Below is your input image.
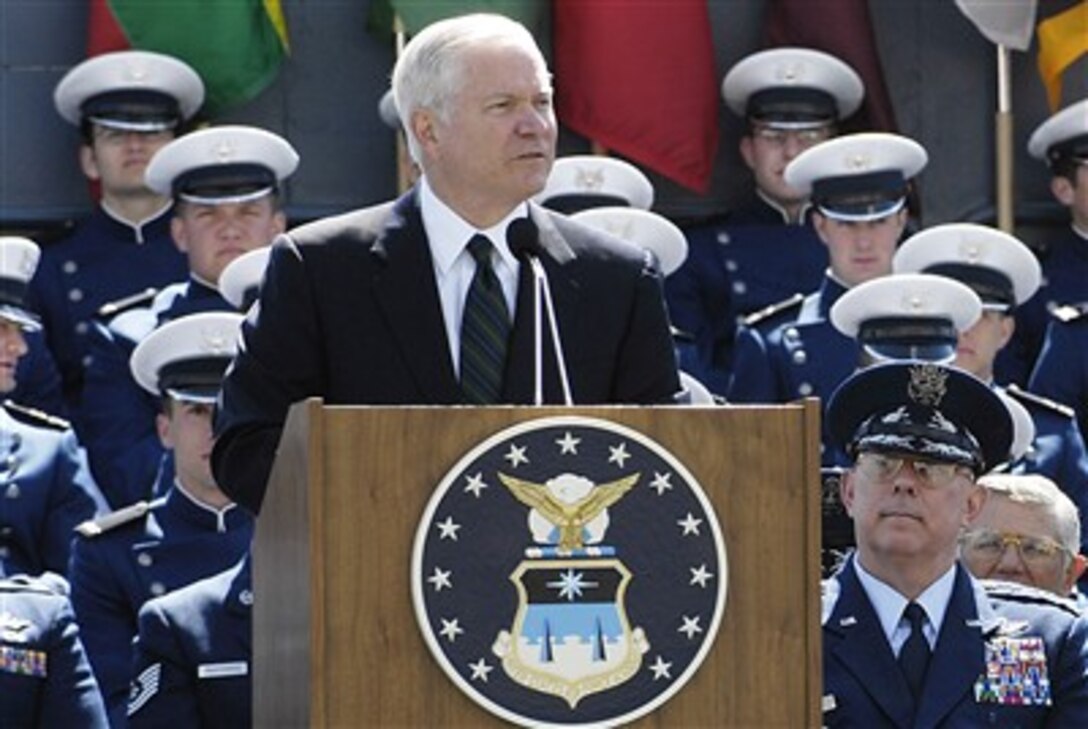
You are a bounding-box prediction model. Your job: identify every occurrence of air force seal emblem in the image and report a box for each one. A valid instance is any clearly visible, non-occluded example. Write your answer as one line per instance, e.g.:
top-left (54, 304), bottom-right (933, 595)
top-left (412, 416), bottom-right (727, 726)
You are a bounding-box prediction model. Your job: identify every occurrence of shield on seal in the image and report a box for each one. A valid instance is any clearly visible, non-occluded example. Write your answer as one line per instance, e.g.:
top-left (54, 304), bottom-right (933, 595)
top-left (496, 558), bottom-right (643, 708)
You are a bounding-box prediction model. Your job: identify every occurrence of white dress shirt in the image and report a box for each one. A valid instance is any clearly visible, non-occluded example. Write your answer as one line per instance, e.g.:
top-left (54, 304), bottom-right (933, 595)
top-left (854, 557), bottom-right (955, 655)
top-left (419, 176), bottom-right (524, 377)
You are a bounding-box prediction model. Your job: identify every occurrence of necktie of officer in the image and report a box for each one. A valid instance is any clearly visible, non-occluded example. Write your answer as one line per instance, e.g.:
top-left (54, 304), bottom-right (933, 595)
top-left (898, 602), bottom-right (931, 701)
top-left (459, 235), bottom-right (510, 404)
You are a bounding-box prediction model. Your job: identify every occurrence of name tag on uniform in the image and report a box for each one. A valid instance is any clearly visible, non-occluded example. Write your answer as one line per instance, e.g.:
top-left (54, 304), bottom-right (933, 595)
top-left (198, 661), bottom-right (249, 679)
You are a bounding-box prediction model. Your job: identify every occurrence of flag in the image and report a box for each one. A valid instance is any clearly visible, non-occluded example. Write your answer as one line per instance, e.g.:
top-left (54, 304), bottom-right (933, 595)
top-left (368, 0), bottom-right (544, 36)
top-left (1037, 1), bottom-right (1088, 110)
top-left (553, 1), bottom-right (720, 194)
top-left (955, 0), bottom-right (1038, 51)
top-left (87, 0), bottom-right (289, 116)
top-left (765, 0), bottom-right (898, 133)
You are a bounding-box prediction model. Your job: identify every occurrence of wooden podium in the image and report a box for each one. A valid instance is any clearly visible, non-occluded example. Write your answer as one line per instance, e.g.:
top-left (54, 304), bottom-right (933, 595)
top-left (253, 401), bottom-right (822, 727)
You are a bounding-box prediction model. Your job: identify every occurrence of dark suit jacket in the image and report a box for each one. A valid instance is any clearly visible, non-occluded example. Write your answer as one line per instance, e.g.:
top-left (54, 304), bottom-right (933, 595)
top-left (824, 556), bottom-right (1088, 728)
top-left (212, 190), bottom-right (680, 513)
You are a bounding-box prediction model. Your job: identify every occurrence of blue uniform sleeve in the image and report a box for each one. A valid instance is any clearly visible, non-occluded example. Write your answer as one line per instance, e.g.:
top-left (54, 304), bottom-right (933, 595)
top-left (37, 594), bottom-right (110, 728)
top-left (1030, 320), bottom-right (1088, 417)
top-left (41, 431), bottom-right (104, 575)
top-left (128, 599), bottom-right (201, 728)
top-left (727, 325), bottom-right (775, 403)
top-left (11, 330), bottom-right (68, 419)
top-left (69, 537), bottom-right (138, 723)
top-left (1044, 612), bottom-right (1088, 724)
top-left (77, 322), bottom-right (164, 508)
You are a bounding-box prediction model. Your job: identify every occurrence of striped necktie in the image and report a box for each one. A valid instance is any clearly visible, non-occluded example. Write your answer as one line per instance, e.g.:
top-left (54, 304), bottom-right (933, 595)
top-left (459, 235), bottom-right (510, 404)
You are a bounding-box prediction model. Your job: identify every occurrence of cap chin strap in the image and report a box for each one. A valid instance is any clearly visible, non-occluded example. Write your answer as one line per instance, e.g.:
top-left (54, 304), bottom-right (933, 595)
top-left (817, 197), bottom-right (906, 223)
top-left (179, 187), bottom-right (275, 206)
top-left (88, 116), bottom-right (178, 133)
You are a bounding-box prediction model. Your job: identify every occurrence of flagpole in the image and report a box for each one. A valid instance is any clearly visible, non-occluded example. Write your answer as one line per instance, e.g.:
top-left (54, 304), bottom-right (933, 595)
top-left (995, 43), bottom-right (1015, 233)
top-left (394, 16), bottom-right (412, 195)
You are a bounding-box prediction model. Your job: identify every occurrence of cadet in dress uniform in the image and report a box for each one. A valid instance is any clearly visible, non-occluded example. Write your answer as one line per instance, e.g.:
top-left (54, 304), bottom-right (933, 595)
top-left (568, 206), bottom-right (716, 404)
top-left (894, 223), bottom-right (1088, 571)
top-left (0, 572), bottom-right (108, 728)
top-left (30, 51), bottom-right (204, 410)
top-left (822, 361), bottom-right (1088, 727)
top-left (1004, 99), bottom-right (1088, 387)
top-left (962, 473), bottom-right (1087, 602)
top-left (665, 47), bottom-right (864, 394)
top-left (727, 132), bottom-right (926, 415)
top-left (68, 313), bottom-right (254, 726)
top-left (78, 126), bottom-right (295, 509)
top-left (0, 238), bottom-right (104, 579)
top-left (127, 556), bottom-right (251, 728)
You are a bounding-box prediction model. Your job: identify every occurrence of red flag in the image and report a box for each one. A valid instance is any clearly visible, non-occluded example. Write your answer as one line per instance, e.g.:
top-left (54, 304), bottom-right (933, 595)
top-left (765, 0), bottom-right (898, 133)
top-left (553, 0), bottom-right (720, 194)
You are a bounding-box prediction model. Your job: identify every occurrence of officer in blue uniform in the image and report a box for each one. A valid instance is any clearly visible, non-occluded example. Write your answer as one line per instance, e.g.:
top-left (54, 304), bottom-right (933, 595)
top-left (0, 238), bottom-right (104, 579)
top-left (727, 132), bottom-right (926, 416)
top-left (822, 361), bottom-right (1088, 727)
top-left (0, 572), bottom-right (108, 727)
top-left (127, 556), bottom-right (251, 728)
top-left (31, 51), bottom-right (204, 410)
top-left (78, 126), bottom-right (296, 508)
top-left (68, 312), bottom-right (254, 726)
top-left (1008, 98), bottom-right (1088, 387)
top-left (665, 48), bottom-right (865, 394)
top-left (894, 223), bottom-right (1088, 573)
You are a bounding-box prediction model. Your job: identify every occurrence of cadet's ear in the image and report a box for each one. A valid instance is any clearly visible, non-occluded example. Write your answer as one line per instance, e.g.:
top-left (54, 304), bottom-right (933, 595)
top-left (840, 468), bottom-right (857, 516)
top-left (1051, 175), bottom-right (1075, 207)
top-left (79, 144), bottom-right (101, 181)
top-left (963, 480), bottom-right (987, 524)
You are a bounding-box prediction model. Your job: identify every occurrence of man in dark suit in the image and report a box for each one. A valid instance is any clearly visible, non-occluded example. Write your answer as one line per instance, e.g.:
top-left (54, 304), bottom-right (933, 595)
top-left (822, 361), bottom-right (1088, 726)
top-left (212, 13), bottom-right (681, 514)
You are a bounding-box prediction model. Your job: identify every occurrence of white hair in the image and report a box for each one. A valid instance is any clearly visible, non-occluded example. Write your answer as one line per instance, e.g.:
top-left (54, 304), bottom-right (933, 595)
top-left (976, 473), bottom-right (1081, 556)
top-left (391, 13), bottom-right (549, 164)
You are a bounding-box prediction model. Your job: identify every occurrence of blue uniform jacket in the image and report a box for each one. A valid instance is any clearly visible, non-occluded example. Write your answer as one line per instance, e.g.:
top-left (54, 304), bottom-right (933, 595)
top-left (1004, 227), bottom-right (1088, 387)
top-left (12, 330), bottom-right (67, 419)
top-left (0, 573), bottom-right (108, 728)
top-left (68, 475), bottom-right (253, 726)
top-left (128, 557), bottom-right (251, 728)
top-left (0, 406), bottom-right (103, 578)
top-left (824, 557), bottom-right (1088, 728)
top-left (79, 279), bottom-right (232, 508)
top-left (665, 196), bottom-right (825, 394)
top-left (1030, 312), bottom-right (1088, 448)
top-left (728, 277), bottom-right (855, 464)
top-left (27, 205), bottom-right (187, 408)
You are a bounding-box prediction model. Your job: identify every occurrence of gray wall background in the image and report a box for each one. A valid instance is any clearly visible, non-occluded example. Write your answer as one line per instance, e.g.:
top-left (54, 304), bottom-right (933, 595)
top-left (2, 0), bottom-right (1085, 243)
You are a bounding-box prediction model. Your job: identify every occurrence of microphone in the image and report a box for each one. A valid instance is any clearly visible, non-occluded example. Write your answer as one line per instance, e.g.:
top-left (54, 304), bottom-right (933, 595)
top-left (506, 218), bottom-right (573, 405)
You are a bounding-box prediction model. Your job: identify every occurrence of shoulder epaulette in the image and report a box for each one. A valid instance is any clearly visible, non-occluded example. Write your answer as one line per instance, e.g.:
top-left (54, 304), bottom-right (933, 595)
top-left (742, 293), bottom-right (804, 328)
top-left (2, 400), bottom-right (71, 430)
top-left (1051, 302), bottom-right (1088, 324)
top-left (0, 573), bottom-right (67, 596)
top-left (74, 497), bottom-right (165, 538)
top-left (96, 287), bottom-right (158, 320)
top-left (982, 578), bottom-right (1081, 617)
top-left (1005, 384), bottom-right (1075, 419)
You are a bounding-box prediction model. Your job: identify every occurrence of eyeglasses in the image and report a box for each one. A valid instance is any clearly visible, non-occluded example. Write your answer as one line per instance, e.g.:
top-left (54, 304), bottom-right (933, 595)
top-left (855, 452), bottom-right (970, 489)
top-left (751, 126), bottom-right (830, 148)
top-left (960, 529), bottom-right (1070, 566)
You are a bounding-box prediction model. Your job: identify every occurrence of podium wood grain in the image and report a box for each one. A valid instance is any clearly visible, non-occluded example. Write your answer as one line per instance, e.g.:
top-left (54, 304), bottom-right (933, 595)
top-left (254, 401), bottom-right (822, 727)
